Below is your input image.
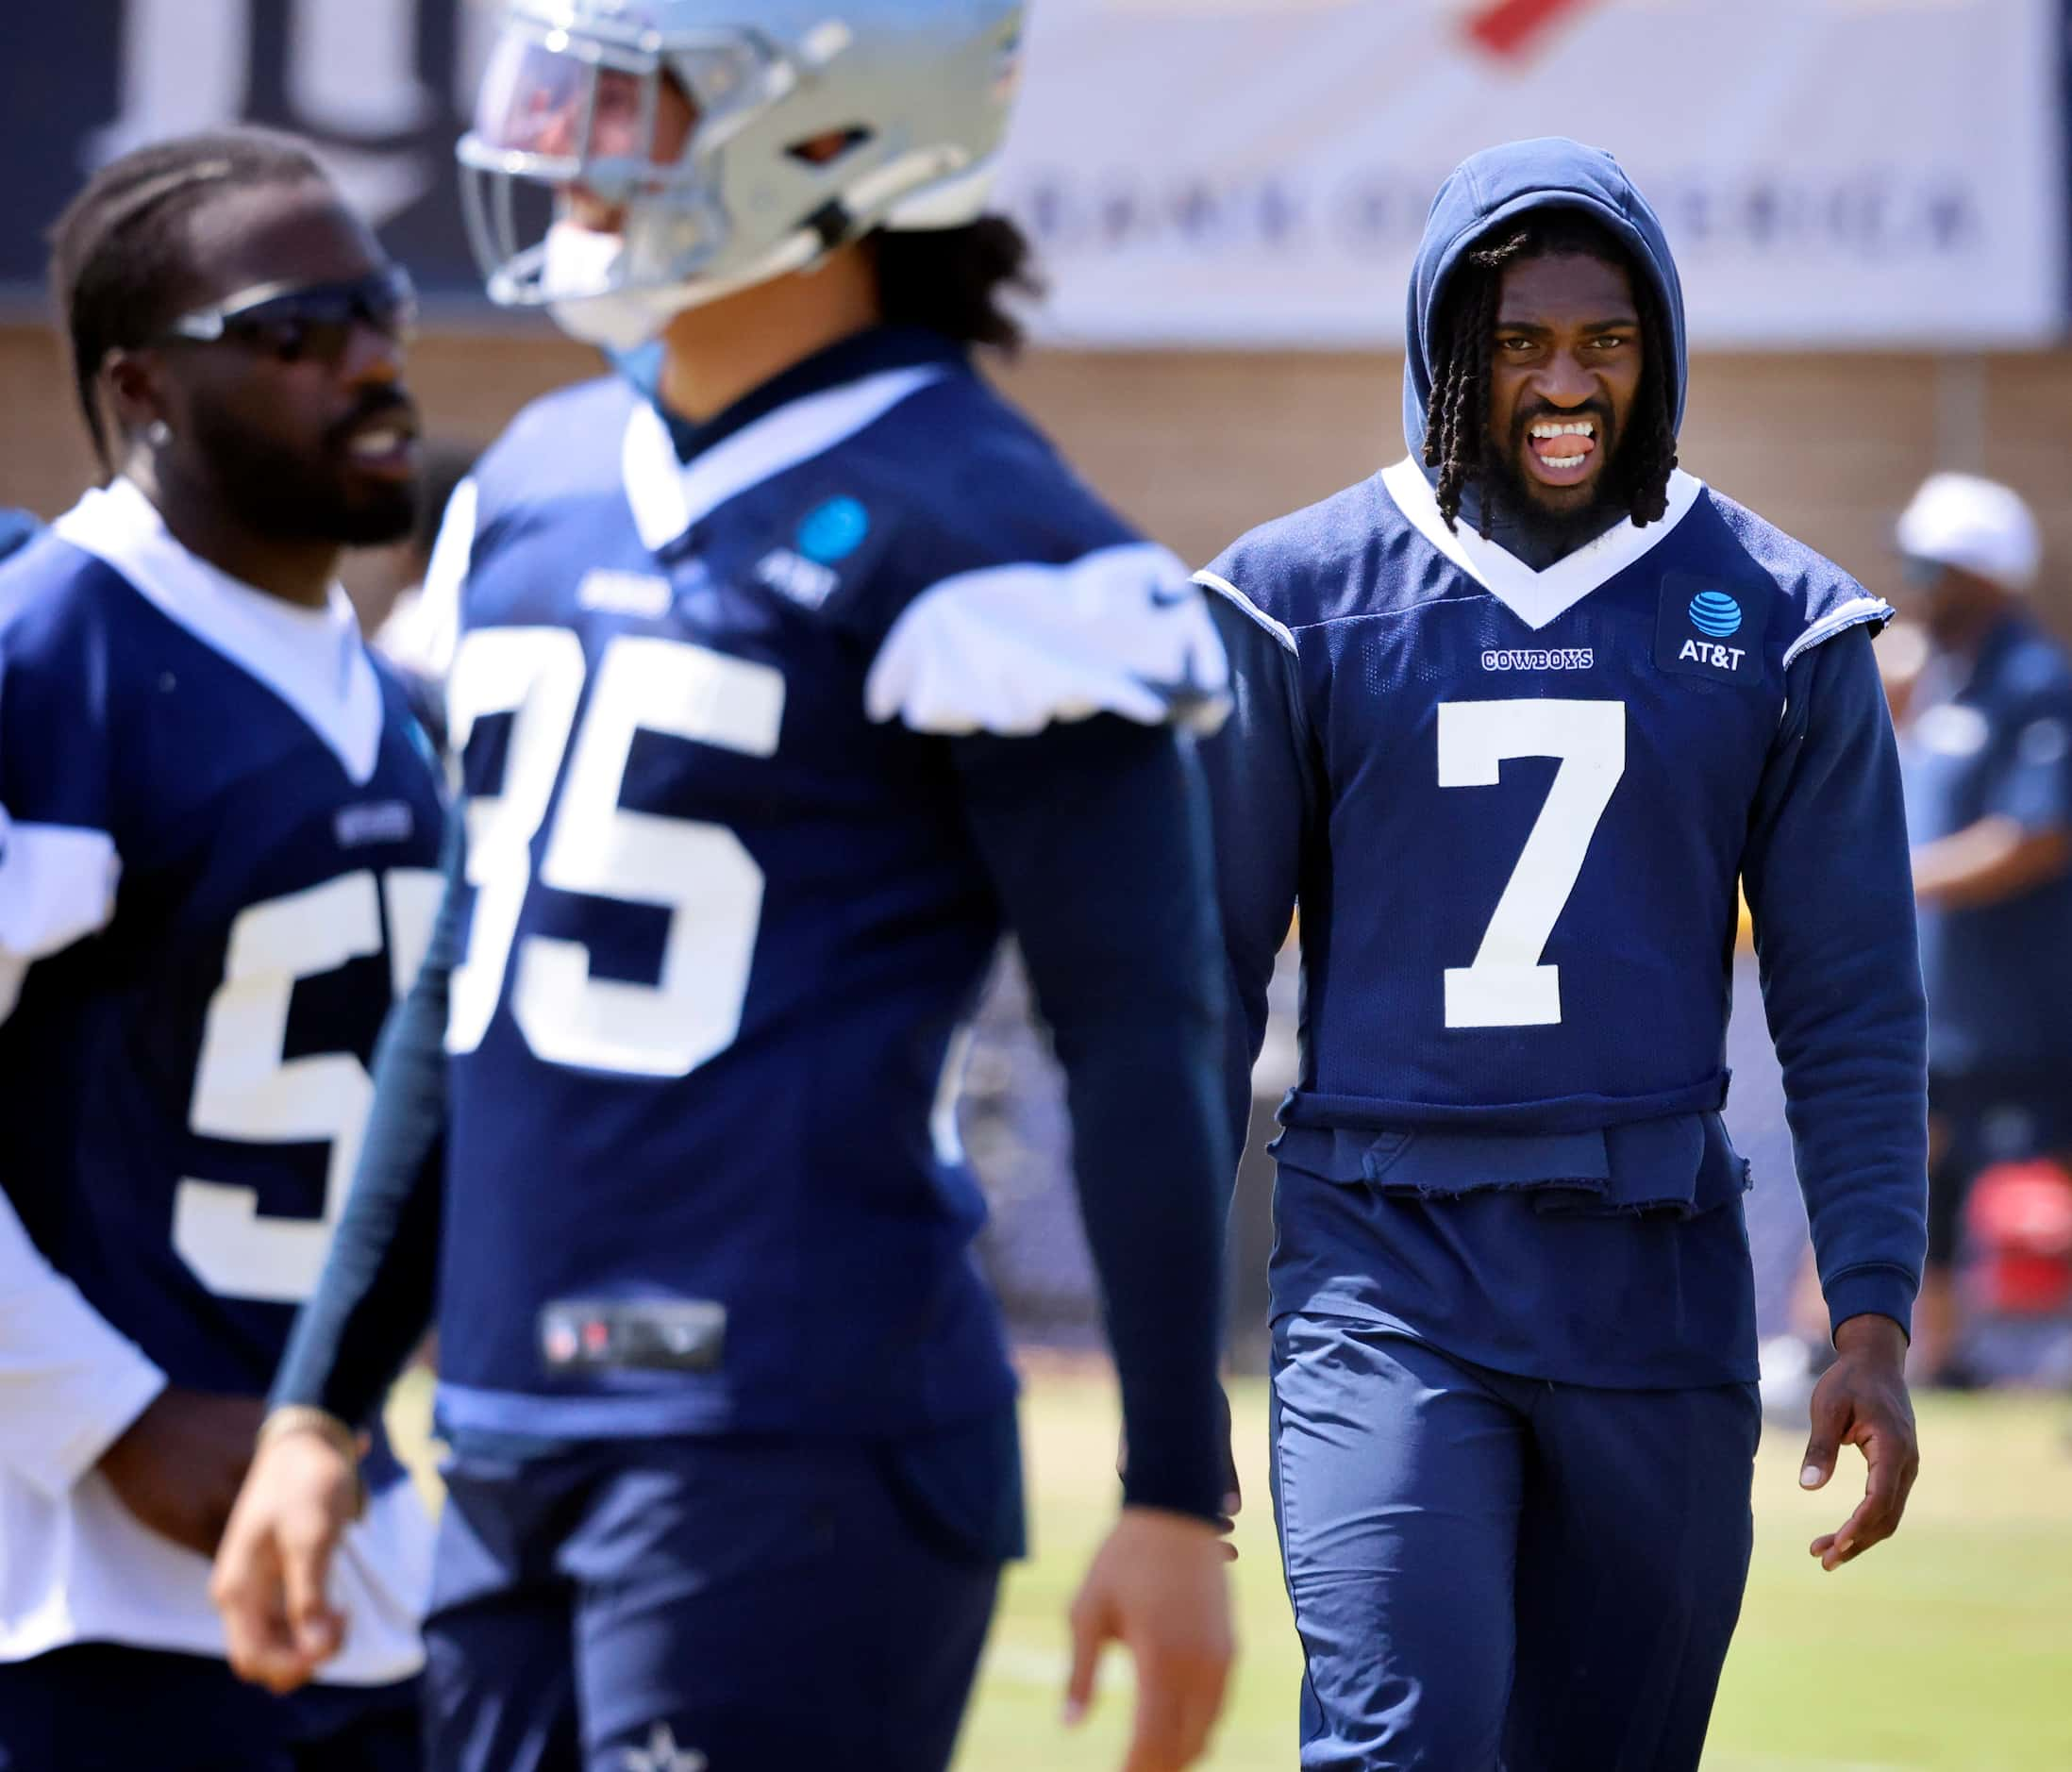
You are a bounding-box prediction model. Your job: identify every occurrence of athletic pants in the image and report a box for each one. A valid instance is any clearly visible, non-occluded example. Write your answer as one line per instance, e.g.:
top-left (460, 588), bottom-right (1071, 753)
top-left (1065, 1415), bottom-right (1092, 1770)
top-left (423, 1437), bottom-right (1000, 1772)
top-left (1271, 1312), bottom-right (1762, 1770)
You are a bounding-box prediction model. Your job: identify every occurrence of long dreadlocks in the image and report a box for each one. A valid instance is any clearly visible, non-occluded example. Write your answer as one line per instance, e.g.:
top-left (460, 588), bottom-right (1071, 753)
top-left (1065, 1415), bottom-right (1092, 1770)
top-left (48, 130), bottom-right (326, 478)
top-left (1422, 208), bottom-right (1679, 538)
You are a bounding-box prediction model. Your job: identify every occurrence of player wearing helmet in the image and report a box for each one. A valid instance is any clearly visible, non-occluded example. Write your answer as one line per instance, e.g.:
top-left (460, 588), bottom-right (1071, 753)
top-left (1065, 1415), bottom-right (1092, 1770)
top-left (213, 7), bottom-right (1237, 1771)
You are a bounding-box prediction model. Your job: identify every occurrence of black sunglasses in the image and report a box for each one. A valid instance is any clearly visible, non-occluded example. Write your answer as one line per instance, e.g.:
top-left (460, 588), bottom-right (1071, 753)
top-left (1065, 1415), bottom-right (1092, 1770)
top-left (159, 265), bottom-right (418, 367)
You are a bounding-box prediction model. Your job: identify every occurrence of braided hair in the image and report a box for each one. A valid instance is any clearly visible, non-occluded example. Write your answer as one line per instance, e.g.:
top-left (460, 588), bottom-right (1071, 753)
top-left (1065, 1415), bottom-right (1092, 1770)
top-left (48, 129), bottom-right (326, 476)
top-left (1422, 208), bottom-right (1678, 538)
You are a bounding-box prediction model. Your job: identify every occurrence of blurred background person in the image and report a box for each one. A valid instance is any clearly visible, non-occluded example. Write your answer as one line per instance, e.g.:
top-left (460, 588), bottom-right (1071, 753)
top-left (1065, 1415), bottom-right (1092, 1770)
top-left (1894, 472), bottom-right (2072, 1387)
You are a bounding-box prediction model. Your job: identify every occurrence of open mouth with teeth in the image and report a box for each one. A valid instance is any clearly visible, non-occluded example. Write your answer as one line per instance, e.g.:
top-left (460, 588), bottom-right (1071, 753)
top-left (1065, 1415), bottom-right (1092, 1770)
top-left (1523, 416), bottom-right (1599, 487)
top-left (341, 419), bottom-right (421, 481)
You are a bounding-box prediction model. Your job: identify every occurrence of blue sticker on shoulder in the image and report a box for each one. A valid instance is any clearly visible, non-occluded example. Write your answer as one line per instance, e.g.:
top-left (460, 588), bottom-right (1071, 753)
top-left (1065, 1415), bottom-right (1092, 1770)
top-left (796, 496), bottom-right (870, 564)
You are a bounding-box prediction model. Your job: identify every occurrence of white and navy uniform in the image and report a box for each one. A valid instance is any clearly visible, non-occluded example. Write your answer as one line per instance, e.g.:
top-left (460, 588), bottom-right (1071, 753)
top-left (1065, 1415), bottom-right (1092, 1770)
top-left (0, 481), bottom-right (441, 1766)
top-left (267, 326), bottom-right (1238, 1772)
top-left (1200, 141), bottom-right (1929, 1770)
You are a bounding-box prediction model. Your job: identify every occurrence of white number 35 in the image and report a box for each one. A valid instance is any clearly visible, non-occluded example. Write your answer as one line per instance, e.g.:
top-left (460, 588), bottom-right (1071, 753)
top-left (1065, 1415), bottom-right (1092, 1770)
top-left (443, 628), bottom-right (785, 1079)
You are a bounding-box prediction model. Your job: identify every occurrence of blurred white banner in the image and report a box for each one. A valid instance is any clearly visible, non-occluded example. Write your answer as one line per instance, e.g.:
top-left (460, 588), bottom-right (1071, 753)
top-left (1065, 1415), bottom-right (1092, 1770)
top-left (994, 0), bottom-right (2068, 347)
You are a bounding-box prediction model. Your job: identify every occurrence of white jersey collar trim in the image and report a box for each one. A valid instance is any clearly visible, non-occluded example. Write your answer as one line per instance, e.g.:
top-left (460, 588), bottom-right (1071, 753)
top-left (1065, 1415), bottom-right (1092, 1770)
top-left (1379, 457), bottom-right (1706, 631)
top-left (622, 364), bottom-right (949, 553)
top-left (51, 479), bottom-right (383, 785)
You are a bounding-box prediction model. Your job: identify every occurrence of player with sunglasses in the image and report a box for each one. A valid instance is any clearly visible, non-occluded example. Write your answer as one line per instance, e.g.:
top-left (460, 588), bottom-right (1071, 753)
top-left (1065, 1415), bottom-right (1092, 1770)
top-left (0, 130), bottom-right (439, 1769)
top-left (161, 262), bottom-right (418, 364)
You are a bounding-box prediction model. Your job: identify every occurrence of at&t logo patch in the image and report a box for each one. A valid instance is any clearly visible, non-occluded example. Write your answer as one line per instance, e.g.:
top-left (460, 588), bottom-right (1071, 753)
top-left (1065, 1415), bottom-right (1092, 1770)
top-left (1657, 572), bottom-right (1767, 687)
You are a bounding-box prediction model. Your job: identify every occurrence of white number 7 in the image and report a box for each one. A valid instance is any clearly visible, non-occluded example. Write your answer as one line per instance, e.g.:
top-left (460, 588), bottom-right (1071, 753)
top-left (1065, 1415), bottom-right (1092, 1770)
top-left (1438, 699), bottom-right (1625, 1029)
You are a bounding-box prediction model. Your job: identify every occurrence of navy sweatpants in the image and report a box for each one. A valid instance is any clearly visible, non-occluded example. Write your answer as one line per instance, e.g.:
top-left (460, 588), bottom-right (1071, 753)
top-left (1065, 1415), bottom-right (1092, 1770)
top-left (0, 1645), bottom-right (420, 1772)
top-left (424, 1438), bottom-right (1001, 1772)
top-left (1271, 1313), bottom-right (1762, 1771)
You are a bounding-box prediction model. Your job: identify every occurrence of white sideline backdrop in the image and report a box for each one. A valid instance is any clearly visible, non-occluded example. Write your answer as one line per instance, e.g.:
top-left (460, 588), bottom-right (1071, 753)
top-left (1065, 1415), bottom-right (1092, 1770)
top-left (992, 0), bottom-right (2069, 349)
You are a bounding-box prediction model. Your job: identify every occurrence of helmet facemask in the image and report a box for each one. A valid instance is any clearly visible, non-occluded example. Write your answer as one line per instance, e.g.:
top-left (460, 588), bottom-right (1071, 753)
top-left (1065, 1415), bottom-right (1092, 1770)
top-left (457, 6), bottom-right (1021, 349)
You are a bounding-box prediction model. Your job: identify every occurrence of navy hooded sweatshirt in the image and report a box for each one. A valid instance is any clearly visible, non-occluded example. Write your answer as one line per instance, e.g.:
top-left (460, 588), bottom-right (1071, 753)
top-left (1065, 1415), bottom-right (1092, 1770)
top-left (1195, 138), bottom-right (1928, 1386)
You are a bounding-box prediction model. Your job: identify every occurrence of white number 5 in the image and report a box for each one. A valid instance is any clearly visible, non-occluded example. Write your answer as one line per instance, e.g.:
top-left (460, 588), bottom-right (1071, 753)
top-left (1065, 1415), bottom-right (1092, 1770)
top-left (1438, 699), bottom-right (1625, 1029)
top-left (174, 867), bottom-right (441, 1303)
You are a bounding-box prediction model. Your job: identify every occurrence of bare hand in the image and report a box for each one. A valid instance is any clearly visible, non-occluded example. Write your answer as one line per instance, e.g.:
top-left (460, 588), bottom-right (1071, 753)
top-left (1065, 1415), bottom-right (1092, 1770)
top-left (98, 1387), bottom-right (266, 1557)
top-left (1800, 1312), bottom-right (1920, 1571)
top-left (209, 1425), bottom-right (360, 1693)
top-left (1064, 1507), bottom-right (1234, 1772)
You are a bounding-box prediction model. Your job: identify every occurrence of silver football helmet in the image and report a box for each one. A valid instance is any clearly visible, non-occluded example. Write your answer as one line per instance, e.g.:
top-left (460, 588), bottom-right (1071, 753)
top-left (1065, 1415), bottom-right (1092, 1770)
top-left (458, 0), bottom-right (1027, 344)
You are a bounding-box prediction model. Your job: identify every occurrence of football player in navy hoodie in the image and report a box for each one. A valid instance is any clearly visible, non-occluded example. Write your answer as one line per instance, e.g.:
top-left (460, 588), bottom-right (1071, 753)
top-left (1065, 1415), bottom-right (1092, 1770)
top-left (1197, 139), bottom-right (1927, 1770)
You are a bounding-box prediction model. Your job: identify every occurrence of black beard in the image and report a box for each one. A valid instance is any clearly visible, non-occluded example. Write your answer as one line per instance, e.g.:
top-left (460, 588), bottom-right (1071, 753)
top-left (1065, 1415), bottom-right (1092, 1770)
top-left (1484, 446), bottom-right (1629, 564)
top-left (189, 399), bottom-right (419, 549)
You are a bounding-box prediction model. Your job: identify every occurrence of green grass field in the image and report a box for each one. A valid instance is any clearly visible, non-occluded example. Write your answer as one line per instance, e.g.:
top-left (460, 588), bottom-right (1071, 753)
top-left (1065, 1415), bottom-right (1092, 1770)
top-left (951, 1373), bottom-right (2072, 1772)
top-left (390, 1369), bottom-right (2072, 1769)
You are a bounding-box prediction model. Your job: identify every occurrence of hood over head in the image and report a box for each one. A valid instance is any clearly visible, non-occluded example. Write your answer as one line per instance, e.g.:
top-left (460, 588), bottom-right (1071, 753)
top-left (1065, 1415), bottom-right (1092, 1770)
top-left (1402, 137), bottom-right (1687, 466)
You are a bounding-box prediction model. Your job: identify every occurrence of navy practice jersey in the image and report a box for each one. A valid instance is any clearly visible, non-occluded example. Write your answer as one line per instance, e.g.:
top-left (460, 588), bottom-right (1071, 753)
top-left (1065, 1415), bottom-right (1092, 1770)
top-left (1206, 462), bottom-right (1897, 1139)
top-left (0, 479), bottom-right (443, 1673)
top-left (1201, 460), bottom-right (1930, 1383)
top-left (427, 327), bottom-right (1228, 1443)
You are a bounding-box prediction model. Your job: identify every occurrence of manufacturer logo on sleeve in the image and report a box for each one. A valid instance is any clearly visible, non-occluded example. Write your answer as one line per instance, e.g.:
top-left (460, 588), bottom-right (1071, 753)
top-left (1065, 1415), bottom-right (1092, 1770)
top-left (1657, 573), bottom-right (1767, 687)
